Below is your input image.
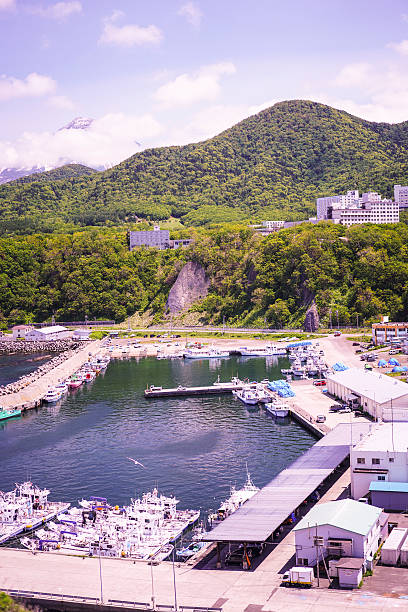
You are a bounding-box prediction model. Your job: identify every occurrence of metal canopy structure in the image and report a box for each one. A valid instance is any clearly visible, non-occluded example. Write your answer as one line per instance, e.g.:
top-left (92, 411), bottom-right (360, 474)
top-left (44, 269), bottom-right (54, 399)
top-left (203, 423), bottom-right (371, 543)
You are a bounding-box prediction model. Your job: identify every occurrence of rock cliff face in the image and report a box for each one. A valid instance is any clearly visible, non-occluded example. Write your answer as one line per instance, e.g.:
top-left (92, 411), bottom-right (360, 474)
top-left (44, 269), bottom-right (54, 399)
top-left (167, 262), bottom-right (210, 314)
top-left (304, 302), bottom-right (319, 332)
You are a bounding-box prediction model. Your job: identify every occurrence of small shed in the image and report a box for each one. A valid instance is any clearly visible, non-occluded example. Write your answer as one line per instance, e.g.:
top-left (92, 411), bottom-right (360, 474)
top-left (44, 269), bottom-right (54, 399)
top-left (370, 481), bottom-right (408, 512)
top-left (73, 329), bottom-right (91, 340)
top-left (336, 557), bottom-right (364, 588)
top-left (11, 325), bottom-right (34, 340)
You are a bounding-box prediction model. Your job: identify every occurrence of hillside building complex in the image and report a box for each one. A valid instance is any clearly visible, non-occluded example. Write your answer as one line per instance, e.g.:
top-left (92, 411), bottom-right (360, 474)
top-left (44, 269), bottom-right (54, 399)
top-left (351, 423), bottom-right (408, 500)
top-left (316, 190), bottom-right (399, 226)
top-left (394, 185), bottom-right (408, 209)
top-left (129, 227), bottom-right (192, 251)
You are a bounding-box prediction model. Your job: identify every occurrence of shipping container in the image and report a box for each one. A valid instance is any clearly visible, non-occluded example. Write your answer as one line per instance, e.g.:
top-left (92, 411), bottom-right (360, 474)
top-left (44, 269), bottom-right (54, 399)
top-left (381, 528), bottom-right (408, 565)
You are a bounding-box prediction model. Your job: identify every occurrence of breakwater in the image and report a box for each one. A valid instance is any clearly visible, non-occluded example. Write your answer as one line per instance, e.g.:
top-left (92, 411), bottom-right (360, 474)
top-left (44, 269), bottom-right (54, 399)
top-left (0, 343), bottom-right (82, 397)
top-left (0, 339), bottom-right (103, 410)
top-left (0, 339), bottom-right (74, 355)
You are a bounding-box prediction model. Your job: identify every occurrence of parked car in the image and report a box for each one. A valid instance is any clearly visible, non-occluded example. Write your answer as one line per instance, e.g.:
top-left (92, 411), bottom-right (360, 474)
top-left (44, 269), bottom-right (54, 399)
top-left (316, 415), bottom-right (326, 423)
top-left (355, 349), bottom-right (363, 354)
top-left (339, 407), bottom-right (352, 413)
top-left (329, 404), bottom-right (343, 412)
top-left (352, 342), bottom-right (360, 346)
top-left (313, 380), bottom-right (326, 387)
top-left (334, 332), bottom-right (341, 336)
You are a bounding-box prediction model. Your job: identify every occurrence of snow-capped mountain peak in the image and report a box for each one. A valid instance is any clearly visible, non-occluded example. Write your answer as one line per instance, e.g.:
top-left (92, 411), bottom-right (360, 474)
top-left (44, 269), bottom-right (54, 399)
top-left (59, 117), bottom-right (94, 131)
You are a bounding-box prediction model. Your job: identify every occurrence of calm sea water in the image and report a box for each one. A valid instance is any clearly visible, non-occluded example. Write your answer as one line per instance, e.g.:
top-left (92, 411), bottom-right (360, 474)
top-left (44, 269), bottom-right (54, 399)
top-left (0, 352), bottom-right (52, 386)
top-left (0, 356), bottom-right (315, 515)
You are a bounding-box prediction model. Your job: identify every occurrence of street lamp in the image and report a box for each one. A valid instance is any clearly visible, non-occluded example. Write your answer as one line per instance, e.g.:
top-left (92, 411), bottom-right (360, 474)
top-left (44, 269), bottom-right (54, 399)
top-left (98, 531), bottom-right (104, 604)
top-left (149, 543), bottom-right (177, 612)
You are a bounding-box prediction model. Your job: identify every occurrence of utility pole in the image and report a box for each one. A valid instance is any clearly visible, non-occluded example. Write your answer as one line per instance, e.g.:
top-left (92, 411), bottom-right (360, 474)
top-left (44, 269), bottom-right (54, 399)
top-left (356, 313), bottom-right (359, 329)
top-left (336, 309), bottom-right (339, 330)
top-left (329, 309), bottom-right (332, 330)
top-left (314, 525), bottom-right (323, 588)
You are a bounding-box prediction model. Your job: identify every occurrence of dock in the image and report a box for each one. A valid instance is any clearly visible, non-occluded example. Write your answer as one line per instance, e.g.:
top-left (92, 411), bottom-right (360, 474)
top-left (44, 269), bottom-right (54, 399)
top-left (144, 382), bottom-right (248, 397)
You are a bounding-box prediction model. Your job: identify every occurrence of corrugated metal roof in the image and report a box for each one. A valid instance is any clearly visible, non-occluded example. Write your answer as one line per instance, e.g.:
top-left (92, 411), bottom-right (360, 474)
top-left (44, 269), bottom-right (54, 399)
top-left (203, 423), bottom-right (371, 543)
top-left (293, 499), bottom-right (382, 536)
top-left (369, 481), bottom-right (408, 493)
top-left (32, 326), bottom-right (69, 334)
top-left (327, 368), bottom-right (408, 404)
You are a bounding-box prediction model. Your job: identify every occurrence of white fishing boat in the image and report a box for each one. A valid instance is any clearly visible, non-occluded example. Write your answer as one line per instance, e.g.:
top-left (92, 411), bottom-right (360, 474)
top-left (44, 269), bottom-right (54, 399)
top-left (43, 387), bottom-right (63, 403)
top-left (209, 468), bottom-right (259, 527)
top-left (55, 381), bottom-right (69, 395)
top-left (265, 398), bottom-right (290, 418)
top-left (233, 386), bottom-right (260, 405)
top-left (0, 481), bottom-right (70, 544)
top-left (183, 347), bottom-right (230, 359)
top-left (239, 345), bottom-right (286, 357)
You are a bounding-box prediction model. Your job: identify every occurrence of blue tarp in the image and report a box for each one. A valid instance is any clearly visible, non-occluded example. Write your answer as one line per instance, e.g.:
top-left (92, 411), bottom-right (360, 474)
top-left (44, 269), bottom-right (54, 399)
top-left (268, 379), bottom-right (296, 397)
top-left (388, 358), bottom-right (400, 366)
top-left (286, 341), bottom-right (312, 348)
top-left (332, 362), bottom-right (349, 372)
top-left (378, 359), bottom-right (388, 367)
top-left (392, 366), bottom-right (404, 372)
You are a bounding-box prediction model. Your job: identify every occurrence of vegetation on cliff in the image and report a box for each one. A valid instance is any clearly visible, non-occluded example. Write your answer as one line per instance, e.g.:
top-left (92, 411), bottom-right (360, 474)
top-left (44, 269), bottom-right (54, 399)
top-left (2, 100), bottom-right (408, 233)
top-left (2, 222), bottom-right (408, 328)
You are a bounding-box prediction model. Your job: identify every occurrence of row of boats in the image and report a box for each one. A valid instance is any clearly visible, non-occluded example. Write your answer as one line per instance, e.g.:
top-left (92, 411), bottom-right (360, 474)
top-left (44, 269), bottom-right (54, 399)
top-left (283, 344), bottom-right (329, 378)
top-left (182, 345), bottom-right (287, 359)
top-left (42, 355), bottom-right (110, 403)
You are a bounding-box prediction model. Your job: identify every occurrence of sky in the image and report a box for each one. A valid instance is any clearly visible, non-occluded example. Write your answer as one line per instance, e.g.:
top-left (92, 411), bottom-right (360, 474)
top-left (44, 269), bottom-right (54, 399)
top-left (2, 0), bottom-right (408, 170)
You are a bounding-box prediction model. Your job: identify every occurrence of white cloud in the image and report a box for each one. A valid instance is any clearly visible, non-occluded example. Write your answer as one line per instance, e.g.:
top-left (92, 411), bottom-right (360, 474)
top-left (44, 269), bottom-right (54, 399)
top-left (387, 39), bottom-right (408, 56)
top-left (178, 2), bottom-right (203, 28)
top-left (325, 59), bottom-right (408, 123)
top-left (30, 1), bottom-right (82, 20)
top-left (332, 62), bottom-right (374, 88)
top-left (0, 72), bottom-right (56, 101)
top-left (99, 11), bottom-right (162, 47)
top-left (154, 62), bottom-right (236, 108)
top-left (0, 112), bottom-right (163, 170)
top-left (0, 0), bottom-right (15, 9)
top-left (48, 94), bottom-right (75, 110)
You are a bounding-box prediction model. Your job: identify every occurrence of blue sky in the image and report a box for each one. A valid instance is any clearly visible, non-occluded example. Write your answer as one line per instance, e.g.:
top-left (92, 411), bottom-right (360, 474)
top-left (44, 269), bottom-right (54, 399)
top-left (1, 0), bottom-right (408, 169)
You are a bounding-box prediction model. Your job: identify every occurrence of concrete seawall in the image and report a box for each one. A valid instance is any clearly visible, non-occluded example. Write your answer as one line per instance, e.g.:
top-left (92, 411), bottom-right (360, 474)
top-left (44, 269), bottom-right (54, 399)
top-left (1, 340), bottom-right (103, 410)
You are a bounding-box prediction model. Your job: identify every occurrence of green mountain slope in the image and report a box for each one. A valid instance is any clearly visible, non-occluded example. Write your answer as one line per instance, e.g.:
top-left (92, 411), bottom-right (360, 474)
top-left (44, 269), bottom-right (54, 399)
top-left (1, 100), bottom-right (408, 232)
top-left (15, 163), bottom-right (97, 184)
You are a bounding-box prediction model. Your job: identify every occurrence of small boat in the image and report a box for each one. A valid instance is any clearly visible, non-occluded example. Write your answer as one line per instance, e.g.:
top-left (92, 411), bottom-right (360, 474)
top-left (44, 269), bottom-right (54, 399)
top-left (0, 407), bottom-right (21, 421)
top-left (233, 387), bottom-right (260, 405)
top-left (265, 398), bottom-right (289, 418)
top-left (55, 382), bottom-right (68, 395)
top-left (68, 378), bottom-right (82, 389)
top-left (177, 540), bottom-right (208, 559)
top-left (183, 347), bottom-right (230, 359)
top-left (43, 388), bottom-right (63, 403)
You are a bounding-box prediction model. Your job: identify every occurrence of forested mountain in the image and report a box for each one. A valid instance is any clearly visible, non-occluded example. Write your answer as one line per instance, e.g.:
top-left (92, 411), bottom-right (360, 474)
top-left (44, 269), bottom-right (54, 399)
top-left (2, 223), bottom-right (408, 328)
top-left (14, 164), bottom-right (97, 185)
top-left (1, 100), bottom-right (408, 233)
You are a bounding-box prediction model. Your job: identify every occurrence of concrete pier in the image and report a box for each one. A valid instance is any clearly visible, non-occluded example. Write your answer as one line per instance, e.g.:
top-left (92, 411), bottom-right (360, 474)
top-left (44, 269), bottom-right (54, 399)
top-left (1, 340), bottom-right (104, 410)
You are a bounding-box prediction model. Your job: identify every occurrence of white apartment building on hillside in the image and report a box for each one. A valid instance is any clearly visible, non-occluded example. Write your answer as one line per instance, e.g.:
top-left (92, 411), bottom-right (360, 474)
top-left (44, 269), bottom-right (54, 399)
top-left (316, 190), bottom-right (399, 226)
top-left (395, 185), bottom-right (408, 209)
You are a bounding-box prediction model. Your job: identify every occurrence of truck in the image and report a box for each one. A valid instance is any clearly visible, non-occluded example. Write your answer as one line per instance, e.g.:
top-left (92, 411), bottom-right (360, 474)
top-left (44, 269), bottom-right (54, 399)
top-left (282, 567), bottom-right (314, 587)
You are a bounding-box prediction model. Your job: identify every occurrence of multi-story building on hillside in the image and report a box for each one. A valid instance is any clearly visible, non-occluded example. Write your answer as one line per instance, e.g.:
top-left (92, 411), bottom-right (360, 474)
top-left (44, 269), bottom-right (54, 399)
top-left (394, 185), bottom-right (408, 209)
top-left (316, 190), bottom-right (399, 226)
top-left (129, 226), bottom-right (192, 250)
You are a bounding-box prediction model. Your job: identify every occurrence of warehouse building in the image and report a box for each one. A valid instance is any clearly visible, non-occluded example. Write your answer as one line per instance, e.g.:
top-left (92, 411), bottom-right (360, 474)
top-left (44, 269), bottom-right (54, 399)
top-left (326, 368), bottom-right (408, 422)
top-left (293, 499), bottom-right (387, 568)
top-left (25, 325), bottom-right (71, 341)
top-left (11, 325), bottom-right (34, 340)
top-left (351, 422), bottom-right (408, 500)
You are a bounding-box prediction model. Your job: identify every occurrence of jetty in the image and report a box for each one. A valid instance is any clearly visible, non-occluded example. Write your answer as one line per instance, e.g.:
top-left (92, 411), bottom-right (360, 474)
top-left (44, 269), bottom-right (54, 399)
top-left (1, 339), bottom-right (104, 411)
top-left (144, 381), bottom-right (248, 398)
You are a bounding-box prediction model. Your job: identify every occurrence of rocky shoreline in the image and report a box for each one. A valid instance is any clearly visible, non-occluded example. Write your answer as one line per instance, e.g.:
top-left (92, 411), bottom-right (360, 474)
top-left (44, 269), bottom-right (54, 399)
top-left (0, 341), bottom-right (85, 397)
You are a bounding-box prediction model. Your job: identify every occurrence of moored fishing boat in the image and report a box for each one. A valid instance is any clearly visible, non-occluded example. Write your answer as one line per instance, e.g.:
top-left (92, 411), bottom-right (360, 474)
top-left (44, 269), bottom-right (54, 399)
top-left (233, 386), bottom-right (260, 405)
top-left (265, 397), bottom-right (290, 418)
top-left (0, 407), bottom-right (21, 421)
top-left (209, 468), bottom-right (259, 527)
top-left (43, 387), bottom-right (63, 403)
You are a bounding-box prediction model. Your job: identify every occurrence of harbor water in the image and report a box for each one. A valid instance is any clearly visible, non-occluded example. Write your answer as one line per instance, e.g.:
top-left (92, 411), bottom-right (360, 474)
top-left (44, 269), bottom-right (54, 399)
top-left (0, 355), bottom-right (315, 517)
top-left (0, 352), bottom-right (52, 387)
